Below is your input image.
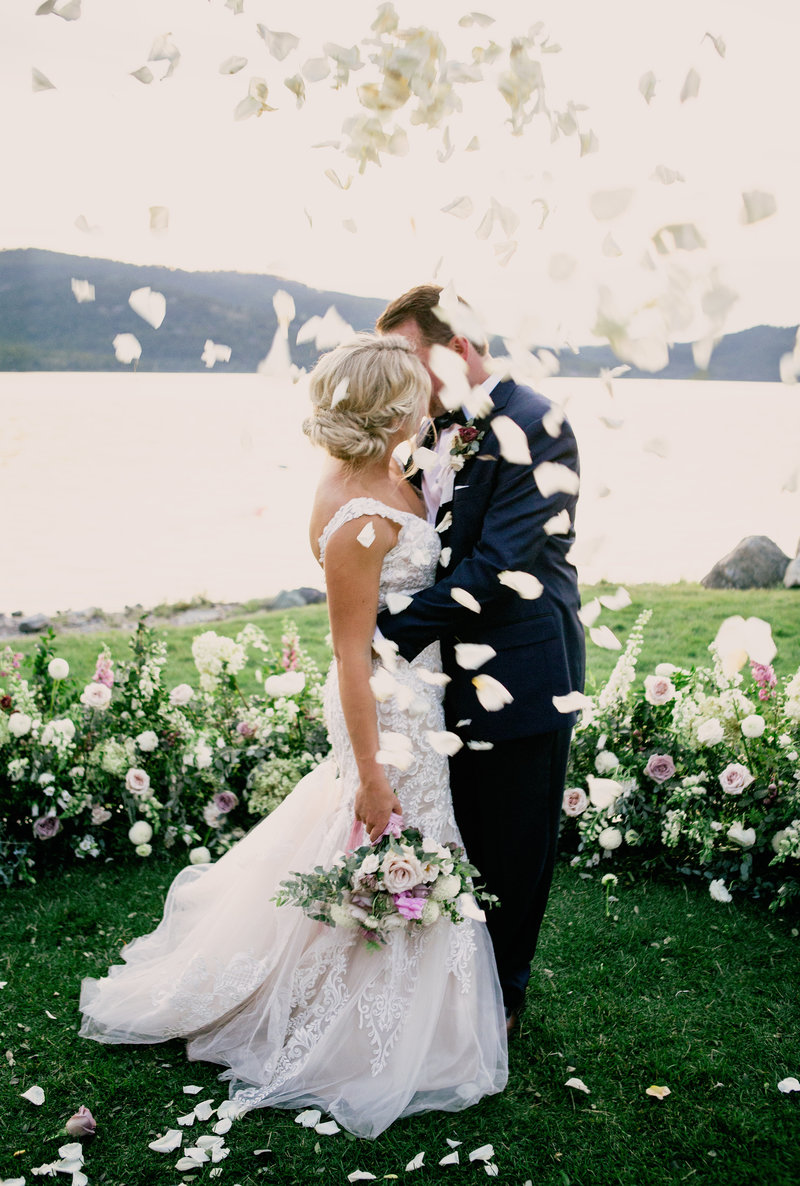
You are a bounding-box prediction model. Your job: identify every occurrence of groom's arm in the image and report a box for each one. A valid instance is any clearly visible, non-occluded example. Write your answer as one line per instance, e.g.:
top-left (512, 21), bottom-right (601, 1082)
top-left (378, 411), bottom-right (579, 662)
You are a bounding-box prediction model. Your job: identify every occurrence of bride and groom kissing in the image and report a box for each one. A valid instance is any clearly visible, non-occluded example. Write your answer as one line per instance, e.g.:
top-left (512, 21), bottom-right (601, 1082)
top-left (79, 283), bottom-right (584, 1139)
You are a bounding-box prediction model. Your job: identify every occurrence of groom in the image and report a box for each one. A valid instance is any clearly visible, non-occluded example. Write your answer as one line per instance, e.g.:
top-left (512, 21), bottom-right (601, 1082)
top-left (375, 285), bottom-right (585, 1033)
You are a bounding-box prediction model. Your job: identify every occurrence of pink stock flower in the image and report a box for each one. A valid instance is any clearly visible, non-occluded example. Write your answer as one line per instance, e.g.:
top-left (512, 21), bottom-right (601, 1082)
top-left (281, 631), bottom-right (300, 671)
top-left (644, 753), bottom-right (676, 783)
top-left (394, 892), bottom-right (426, 920)
top-left (65, 1105), bottom-right (97, 1137)
top-left (93, 653), bottom-right (114, 688)
top-left (751, 660), bottom-right (777, 701)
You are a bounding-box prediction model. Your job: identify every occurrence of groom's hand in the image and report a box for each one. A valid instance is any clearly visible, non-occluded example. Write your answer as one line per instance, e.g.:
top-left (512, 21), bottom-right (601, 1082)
top-left (355, 771), bottom-right (403, 843)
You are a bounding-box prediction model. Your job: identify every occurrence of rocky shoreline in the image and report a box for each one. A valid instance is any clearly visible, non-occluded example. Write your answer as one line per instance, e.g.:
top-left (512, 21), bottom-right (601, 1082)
top-left (0, 587), bottom-right (327, 641)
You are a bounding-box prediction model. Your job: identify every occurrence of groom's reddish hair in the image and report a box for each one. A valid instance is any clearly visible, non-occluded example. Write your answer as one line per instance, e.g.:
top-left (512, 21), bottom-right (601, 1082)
top-left (376, 285), bottom-right (487, 355)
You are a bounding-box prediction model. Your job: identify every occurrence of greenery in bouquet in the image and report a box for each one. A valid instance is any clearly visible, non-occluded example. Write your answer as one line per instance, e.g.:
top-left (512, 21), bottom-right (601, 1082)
top-left (0, 620), bottom-right (330, 885)
top-left (275, 823), bottom-right (496, 950)
top-left (563, 610), bottom-right (800, 910)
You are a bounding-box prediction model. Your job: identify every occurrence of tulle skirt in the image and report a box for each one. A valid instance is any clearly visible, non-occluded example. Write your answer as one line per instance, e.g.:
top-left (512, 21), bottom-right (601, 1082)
top-left (79, 759), bottom-right (507, 1139)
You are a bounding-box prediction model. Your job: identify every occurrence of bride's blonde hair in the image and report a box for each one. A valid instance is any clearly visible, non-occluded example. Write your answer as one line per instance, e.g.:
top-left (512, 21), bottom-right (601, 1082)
top-left (303, 333), bottom-right (430, 468)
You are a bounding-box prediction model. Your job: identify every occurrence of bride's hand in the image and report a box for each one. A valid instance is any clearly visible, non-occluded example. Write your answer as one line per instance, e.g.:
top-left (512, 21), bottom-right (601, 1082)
top-left (355, 771), bottom-right (403, 843)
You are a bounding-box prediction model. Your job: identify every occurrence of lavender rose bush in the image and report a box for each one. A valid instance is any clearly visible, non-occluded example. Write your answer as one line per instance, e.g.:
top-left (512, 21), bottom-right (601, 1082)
top-left (562, 611), bottom-right (800, 911)
top-left (0, 620), bottom-right (328, 885)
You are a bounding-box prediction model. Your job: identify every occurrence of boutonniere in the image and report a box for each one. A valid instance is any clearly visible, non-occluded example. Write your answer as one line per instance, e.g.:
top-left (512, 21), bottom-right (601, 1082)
top-left (448, 422), bottom-right (486, 470)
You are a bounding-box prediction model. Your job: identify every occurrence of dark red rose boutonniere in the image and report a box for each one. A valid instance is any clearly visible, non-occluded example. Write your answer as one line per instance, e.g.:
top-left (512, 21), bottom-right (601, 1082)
top-left (448, 422), bottom-right (486, 471)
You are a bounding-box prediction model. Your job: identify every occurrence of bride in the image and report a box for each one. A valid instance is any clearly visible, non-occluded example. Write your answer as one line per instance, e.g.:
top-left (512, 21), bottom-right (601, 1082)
top-left (79, 333), bottom-right (508, 1139)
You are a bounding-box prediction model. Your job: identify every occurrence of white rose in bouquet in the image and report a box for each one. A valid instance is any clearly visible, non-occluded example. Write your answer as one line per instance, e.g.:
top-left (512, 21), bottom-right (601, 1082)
top-left (8, 712), bottom-right (32, 737)
top-left (128, 820), bottom-right (153, 845)
top-left (562, 787), bottom-right (588, 816)
top-left (169, 683), bottom-right (194, 707)
top-left (80, 683), bottom-right (112, 710)
top-left (380, 847), bottom-right (425, 894)
top-left (136, 730), bottom-right (159, 752)
top-left (48, 658), bottom-right (70, 680)
top-left (718, 763), bottom-right (754, 794)
top-left (644, 674), bottom-right (676, 706)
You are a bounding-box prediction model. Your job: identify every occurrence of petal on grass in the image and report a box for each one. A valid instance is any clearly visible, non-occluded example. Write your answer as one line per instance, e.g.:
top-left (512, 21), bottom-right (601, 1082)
top-left (645, 1084), bottom-right (671, 1099)
top-left (406, 1152), bottom-right (425, 1169)
top-left (193, 1099), bottom-right (215, 1121)
top-left (183, 1085), bottom-right (203, 1095)
top-left (777, 1077), bottom-right (800, 1093)
top-left (439, 1150), bottom-right (460, 1165)
top-left (469, 1144), bottom-right (495, 1161)
top-left (148, 1129), bottom-right (184, 1153)
top-left (295, 1108), bottom-right (322, 1128)
top-left (347, 1174), bottom-right (377, 1182)
top-left (565, 1077), bottom-right (590, 1093)
top-left (21, 1085), bottom-right (45, 1105)
top-left (315, 1120), bottom-right (341, 1135)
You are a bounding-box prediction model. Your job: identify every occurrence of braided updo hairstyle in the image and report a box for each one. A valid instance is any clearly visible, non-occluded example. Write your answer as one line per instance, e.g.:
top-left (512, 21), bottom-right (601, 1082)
top-left (303, 333), bottom-right (430, 468)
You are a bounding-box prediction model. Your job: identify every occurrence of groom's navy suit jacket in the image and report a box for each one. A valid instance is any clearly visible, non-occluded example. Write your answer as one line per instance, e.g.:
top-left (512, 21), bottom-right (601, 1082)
top-left (377, 378), bottom-right (585, 743)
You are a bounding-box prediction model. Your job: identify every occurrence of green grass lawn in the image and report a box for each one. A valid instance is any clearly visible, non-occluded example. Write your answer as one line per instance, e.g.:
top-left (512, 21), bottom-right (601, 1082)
top-left (4, 585), bottom-right (800, 1185)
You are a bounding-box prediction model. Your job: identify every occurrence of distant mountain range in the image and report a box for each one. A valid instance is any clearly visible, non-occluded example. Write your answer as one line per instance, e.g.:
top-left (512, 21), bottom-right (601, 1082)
top-left (1, 247), bottom-right (796, 380)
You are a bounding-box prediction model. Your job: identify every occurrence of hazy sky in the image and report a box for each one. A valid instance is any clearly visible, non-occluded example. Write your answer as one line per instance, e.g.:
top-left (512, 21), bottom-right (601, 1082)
top-left (3, 0), bottom-right (799, 343)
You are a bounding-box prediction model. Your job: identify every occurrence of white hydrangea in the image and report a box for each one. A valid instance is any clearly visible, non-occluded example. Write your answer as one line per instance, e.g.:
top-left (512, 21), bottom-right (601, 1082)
top-left (192, 631), bottom-right (247, 692)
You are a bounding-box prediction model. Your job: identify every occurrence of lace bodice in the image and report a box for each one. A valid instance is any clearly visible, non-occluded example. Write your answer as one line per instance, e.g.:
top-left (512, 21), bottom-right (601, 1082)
top-left (318, 497), bottom-right (440, 609)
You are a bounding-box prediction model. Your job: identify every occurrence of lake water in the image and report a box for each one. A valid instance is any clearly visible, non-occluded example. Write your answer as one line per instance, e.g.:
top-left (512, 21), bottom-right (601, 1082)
top-left (1, 371), bottom-right (798, 614)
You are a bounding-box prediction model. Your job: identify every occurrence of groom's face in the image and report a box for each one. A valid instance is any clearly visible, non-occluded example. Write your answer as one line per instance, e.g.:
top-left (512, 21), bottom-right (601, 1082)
top-left (389, 318), bottom-right (447, 416)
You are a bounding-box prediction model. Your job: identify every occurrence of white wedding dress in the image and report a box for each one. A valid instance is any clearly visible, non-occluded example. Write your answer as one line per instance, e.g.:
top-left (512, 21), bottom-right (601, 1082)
top-left (79, 498), bottom-right (508, 1139)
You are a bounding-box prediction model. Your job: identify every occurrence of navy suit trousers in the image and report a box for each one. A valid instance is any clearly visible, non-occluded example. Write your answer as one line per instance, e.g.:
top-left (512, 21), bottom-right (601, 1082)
top-left (449, 728), bottom-right (572, 1012)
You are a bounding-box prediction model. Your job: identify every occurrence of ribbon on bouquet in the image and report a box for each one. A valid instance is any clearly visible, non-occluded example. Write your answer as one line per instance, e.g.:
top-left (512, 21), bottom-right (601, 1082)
top-left (346, 811), bottom-right (404, 852)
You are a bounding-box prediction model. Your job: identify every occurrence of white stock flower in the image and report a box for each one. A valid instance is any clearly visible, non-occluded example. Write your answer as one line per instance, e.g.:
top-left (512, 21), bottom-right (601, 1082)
top-left (718, 763), bottom-right (754, 795)
top-left (189, 846), bottom-right (212, 865)
top-left (696, 718), bottom-right (725, 746)
top-left (48, 658), bottom-right (70, 680)
top-left (598, 827), bottom-right (623, 851)
top-left (264, 671), bottom-right (306, 697)
top-left (170, 683), bottom-right (194, 706)
top-left (8, 712), bottom-right (33, 738)
top-left (595, 750), bottom-right (620, 774)
top-left (128, 821), bottom-right (153, 845)
top-left (727, 822), bottom-right (756, 847)
top-left (136, 730), bottom-right (159, 752)
top-left (80, 683), bottom-right (112, 710)
top-left (741, 714), bottom-right (766, 739)
top-left (643, 674), bottom-right (676, 706)
top-left (709, 878), bottom-right (732, 903)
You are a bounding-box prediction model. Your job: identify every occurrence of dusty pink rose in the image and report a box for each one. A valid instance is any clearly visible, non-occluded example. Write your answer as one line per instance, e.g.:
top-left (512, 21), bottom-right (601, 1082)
top-left (644, 753), bottom-right (676, 783)
top-left (93, 654), bottom-right (114, 688)
top-left (33, 815), bottom-right (61, 840)
top-left (380, 847), bottom-right (424, 894)
top-left (125, 768), bottom-right (151, 796)
top-left (562, 787), bottom-right (588, 816)
top-left (213, 791), bottom-right (239, 814)
top-left (718, 763), bottom-right (754, 795)
top-left (236, 721), bottom-right (256, 737)
top-left (393, 892), bottom-right (426, 920)
top-left (91, 805), bottom-right (112, 826)
top-left (65, 1105), bottom-right (97, 1137)
top-left (644, 674), bottom-right (676, 706)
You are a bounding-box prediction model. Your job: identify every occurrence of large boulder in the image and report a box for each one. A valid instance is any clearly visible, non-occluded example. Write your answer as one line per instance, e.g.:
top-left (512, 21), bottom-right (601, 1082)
top-left (17, 613), bottom-right (51, 634)
top-left (701, 535), bottom-right (791, 590)
top-left (784, 538), bottom-right (800, 589)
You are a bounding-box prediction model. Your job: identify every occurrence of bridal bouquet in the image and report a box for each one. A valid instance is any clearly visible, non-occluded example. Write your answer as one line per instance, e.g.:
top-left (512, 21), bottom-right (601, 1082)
top-left (275, 821), bottom-right (495, 948)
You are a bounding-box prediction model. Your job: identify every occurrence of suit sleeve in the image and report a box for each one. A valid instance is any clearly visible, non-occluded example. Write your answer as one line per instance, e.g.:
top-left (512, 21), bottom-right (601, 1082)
top-left (377, 412), bottom-right (580, 662)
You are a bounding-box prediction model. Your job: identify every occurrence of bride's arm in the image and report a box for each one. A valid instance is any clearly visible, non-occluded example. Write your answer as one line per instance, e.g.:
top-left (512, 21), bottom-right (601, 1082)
top-left (324, 515), bottom-right (403, 842)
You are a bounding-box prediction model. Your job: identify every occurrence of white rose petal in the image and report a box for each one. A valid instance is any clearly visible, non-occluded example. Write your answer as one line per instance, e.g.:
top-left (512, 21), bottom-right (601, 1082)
top-left (411, 446), bottom-right (439, 472)
top-left (590, 626), bottom-right (622, 650)
top-left (176, 1111), bottom-right (197, 1126)
top-left (709, 878), bottom-right (732, 903)
top-left (454, 643), bottom-right (496, 670)
top-left (565, 1077), bottom-right (591, 1093)
top-left (472, 674), bottom-right (513, 711)
top-left (425, 730), bottom-right (464, 756)
top-left (439, 1150), bottom-right (460, 1166)
top-left (533, 461), bottom-right (579, 497)
top-left (645, 1084), bottom-right (672, 1100)
top-left (492, 415), bottom-right (531, 464)
top-left (183, 1085), bottom-right (203, 1095)
top-left (544, 509), bottom-right (571, 535)
top-left (469, 1144), bottom-right (495, 1162)
top-left (440, 547), bottom-right (452, 567)
top-left (598, 587), bottom-right (631, 611)
top-left (417, 669), bottom-right (451, 686)
top-left (356, 522), bottom-right (376, 548)
top-left (553, 692), bottom-right (592, 714)
top-left (213, 1118), bottom-right (233, 1135)
top-left (112, 332), bottom-right (141, 364)
top-left (129, 286), bottom-right (166, 329)
top-left (587, 776), bottom-right (623, 809)
top-left (149, 1129), bottom-right (184, 1153)
top-left (48, 658), bottom-right (70, 680)
top-left (451, 587), bottom-right (481, 613)
top-left (369, 667), bottom-right (398, 703)
top-left (712, 616), bottom-right (776, 675)
top-left (315, 1120), bottom-right (340, 1135)
top-left (386, 592), bottom-right (413, 615)
top-left (578, 599), bottom-right (602, 627)
top-left (727, 823), bottom-right (756, 848)
top-left (498, 570), bottom-right (543, 599)
top-left (777, 1077), bottom-right (800, 1093)
top-left (347, 1172), bottom-right (377, 1182)
top-left (436, 511), bottom-right (453, 533)
top-left (406, 1151), bottom-right (425, 1170)
top-left (22, 1084), bottom-right (46, 1105)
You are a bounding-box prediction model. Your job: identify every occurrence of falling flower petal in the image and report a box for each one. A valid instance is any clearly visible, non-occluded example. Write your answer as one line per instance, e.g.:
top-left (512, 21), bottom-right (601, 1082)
top-left (219, 55), bottom-right (247, 74)
top-left (565, 1077), bottom-right (590, 1093)
top-left (680, 67), bottom-right (700, 102)
top-left (590, 189), bottom-right (634, 221)
top-left (356, 522), bottom-right (376, 548)
top-left (645, 1084), bottom-right (671, 1100)
top-left (473, 673), bottom-right (513, 711)
top-left (426, 730), bottom-right (464, 756)
top-left (386, 592), bottom-right (412, 615)
top-left (303, 57), bottom-right (330, 83)
top-left (411, 446), bottom-right (439, 472)
top-left (643, 438), bottom-right (669, 459)
top-left (32, 67), bottom-right (56, 92)
top-left (129, 286), bottom-right (166, 329)
top-left (543, 509), bottom-right (570, 535)
top-left (542, 403), bottom-right (565, 437)
top-left (112, 333), bottom-right (141, 364)
top-left (534, 461), bottom-right (579, 497)
top-left (148, 33), bottom-right (181, 79)
top-left (492, 415), bottom-right (531, 464)
top-left (36, 0), bottom-right (58, 12)
top-left (295, 1109), bottom-right (322, 1128)
top-left (587, 775), bottom-right (623, 809)
top-left (315, 1120), bottom-right (340, 1135)
top-left (417, 669), bottom-right (451, 687)
top-left (201, 340), bottom-right (232, 368)
top-left (149, 1129), bottom-right (184, 1153)
top-left (602, 233), bottom-right (622, 258)
top-left (71, 278), bottom-right (95, 303)
top-left (285, 73), bottom-right (306, 106)
top-left (131, 65), bottom-right (154, 83)
top-left (652, 164), bottom-right (685, 185)
top-left (369, 666), bottom-right (398, 703)
top-left (440, 547), bottom-right (452, 567)
top-left (578, 599), bottom-right (601, 627)
top-left (455, 643), bottom-right (497, 670)
top-left (439, 1150), bottom-right (460, 1166)
top-left (22, 1085), bottom-right (45, 1105)
top-left (469, 1145), bottom-right (495, 1162)
top-left (436, 510), bottom-right (453, 533)
top-left (580, 129), bottom-right (599, 156)
top-left (330, 378), bottom-right (350, 410)
top-left (553, 691), bottom-right (593, 714)
top-left (451, 588), bottom-right (481, 613)
top-left (258, 26), bottom-right (299, 60)
top-left (778, 1077), bottom-right (800, 1093)
top-left (741, 190), bottom-right (777, 225)
top-left (55, 0), bottom-right (82, 20)
top-left (442, 195), bottom-right (474, 219)
top-left (148, 205), bottom-right (169, 232)
top-left (598, 587), bottom-right (631, 611)
top-left (590, 625), bottom-right (622, 650)
top-left (498, 570), bottom-right (543, 599)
